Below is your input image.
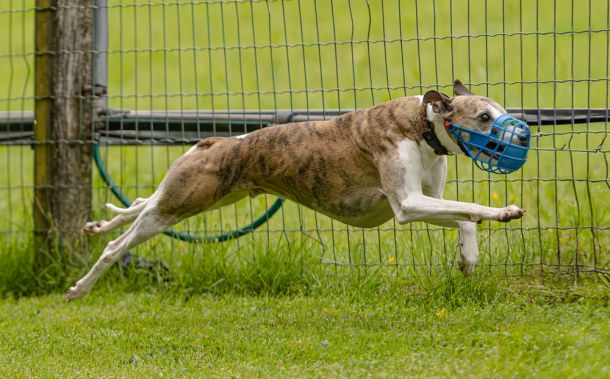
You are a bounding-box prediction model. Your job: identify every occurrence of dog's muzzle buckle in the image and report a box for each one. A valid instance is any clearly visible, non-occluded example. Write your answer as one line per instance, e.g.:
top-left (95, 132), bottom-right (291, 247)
top-left (447, 115), bottom-right (531, 174)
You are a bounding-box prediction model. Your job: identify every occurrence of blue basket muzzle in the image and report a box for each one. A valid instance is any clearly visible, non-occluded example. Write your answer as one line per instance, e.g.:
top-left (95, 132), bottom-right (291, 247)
top-left (446, 114), bottom-right (530, 174)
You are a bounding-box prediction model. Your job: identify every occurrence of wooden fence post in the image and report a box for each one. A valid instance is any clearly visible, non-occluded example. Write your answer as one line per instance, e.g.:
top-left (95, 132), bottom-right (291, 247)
top-left (34, 0), bottom-right (95, 283)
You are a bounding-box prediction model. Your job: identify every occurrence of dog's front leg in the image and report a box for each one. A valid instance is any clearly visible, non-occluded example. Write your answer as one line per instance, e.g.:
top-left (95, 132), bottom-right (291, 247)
top-left (421, 157), bottom-right (479, 273)
top-left (382, 140), bottom-right (525, 224)
top-left (427, 220), bottom-right (479, 274)
top-left (391, 196), bottom-right (492, 274)
top-left (398, 194), bottom-right (525, 223)
top-left (387, 193), bottom-right (489, 271)
top-left (380, 140), bottom-right (523, 274)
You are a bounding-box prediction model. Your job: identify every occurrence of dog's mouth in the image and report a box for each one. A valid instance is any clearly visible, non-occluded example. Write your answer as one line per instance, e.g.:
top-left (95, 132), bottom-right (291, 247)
top-left (480, 140), bottom-right (505, 161)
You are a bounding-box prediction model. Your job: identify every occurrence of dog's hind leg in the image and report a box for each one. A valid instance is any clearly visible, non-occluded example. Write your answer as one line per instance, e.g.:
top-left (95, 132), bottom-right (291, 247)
top-left (71, 138), bottom-right (244, 299)
top-left (82, 197), bottom-right (148, 235)
top-left (67, 204), bottom-right (178, 300)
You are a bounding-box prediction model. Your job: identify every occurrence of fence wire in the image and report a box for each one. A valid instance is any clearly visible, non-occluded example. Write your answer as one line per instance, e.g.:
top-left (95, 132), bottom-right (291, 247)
top-left (0, 0), bottom-right (608, 278)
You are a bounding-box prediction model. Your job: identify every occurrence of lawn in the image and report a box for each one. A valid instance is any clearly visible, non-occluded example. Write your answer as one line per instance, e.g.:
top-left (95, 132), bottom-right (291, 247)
top-left (0, 276), bottom-right (609, 378)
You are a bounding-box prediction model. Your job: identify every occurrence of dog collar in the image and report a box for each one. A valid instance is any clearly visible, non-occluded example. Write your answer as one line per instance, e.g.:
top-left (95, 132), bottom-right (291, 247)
top-left (421, 120), bottom-right (450, 155)
top-left (421, 119), bottom-right (469, 156)
top-left (419, 100), bottom-right (466, 156)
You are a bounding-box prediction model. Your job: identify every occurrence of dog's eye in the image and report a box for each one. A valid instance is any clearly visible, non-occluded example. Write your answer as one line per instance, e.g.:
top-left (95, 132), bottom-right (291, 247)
top-left (478, 113), bottom-right (491, 123)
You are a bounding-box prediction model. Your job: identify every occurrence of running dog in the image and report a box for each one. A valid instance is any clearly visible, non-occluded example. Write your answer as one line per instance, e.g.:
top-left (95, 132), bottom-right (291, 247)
top-left (67, 80), bottom-right (527, 300)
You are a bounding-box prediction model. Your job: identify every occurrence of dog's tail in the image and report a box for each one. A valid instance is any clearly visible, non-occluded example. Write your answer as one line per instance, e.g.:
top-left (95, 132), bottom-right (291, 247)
top-left (105, 198), bottom-right (148, 215)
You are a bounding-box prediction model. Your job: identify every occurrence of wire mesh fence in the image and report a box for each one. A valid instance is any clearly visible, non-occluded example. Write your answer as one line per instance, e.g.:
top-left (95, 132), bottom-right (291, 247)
top-left (0, 0), bottom-right (608, 278)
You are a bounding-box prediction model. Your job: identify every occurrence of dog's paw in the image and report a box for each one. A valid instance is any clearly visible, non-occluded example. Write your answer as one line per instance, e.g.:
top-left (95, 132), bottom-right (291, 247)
top-left (82, 220), bottom-right (107, 235)
top-left (458, 260), bottom-right (475, 275)
top-left (497, 205), bottom-right (526, 222)
top-left (66, 285), bottom-right (88, 301)
top-left (458, 253), bottom-right (477, 275)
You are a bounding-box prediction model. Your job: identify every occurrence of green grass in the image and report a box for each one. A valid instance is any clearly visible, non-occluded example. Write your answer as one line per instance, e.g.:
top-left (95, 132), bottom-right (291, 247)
top-left (0, 277), bottom-right (608, 378)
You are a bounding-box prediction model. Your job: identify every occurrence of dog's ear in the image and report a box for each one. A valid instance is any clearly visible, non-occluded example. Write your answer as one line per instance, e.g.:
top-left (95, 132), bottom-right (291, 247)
top-left (423, 90), bottom-right (453, 115)
top-left (453, 79), bottom-right (475, 96)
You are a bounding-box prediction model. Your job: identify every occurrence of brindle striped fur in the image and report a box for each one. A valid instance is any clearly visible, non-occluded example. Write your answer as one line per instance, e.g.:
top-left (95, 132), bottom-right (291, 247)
top-left (156, 96), bottom-right (423, 228)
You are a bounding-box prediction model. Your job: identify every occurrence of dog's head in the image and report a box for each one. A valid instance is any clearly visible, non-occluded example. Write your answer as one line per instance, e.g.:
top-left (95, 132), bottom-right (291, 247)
top-left (423, 80), bottom-right (530, 174)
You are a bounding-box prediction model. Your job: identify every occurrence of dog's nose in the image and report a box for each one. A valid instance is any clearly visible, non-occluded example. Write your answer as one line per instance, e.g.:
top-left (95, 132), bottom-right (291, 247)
top-left (518, 135), bottom-right (528, 144)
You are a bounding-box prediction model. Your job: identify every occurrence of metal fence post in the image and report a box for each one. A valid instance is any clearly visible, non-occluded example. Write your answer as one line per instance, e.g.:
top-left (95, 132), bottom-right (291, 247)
top-left (95, 0), bottom-right (108, 111)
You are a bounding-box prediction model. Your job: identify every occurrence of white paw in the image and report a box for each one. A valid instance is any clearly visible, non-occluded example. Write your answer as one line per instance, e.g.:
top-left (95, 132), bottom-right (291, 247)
top-left (66, 285), bottom-right (89, 301)
top-left (458, 259), bottom-right (476, 275)
top-left (82, 220), bottom-right (107, 235)
top-left (497, 205), bottom-right (526, 222)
